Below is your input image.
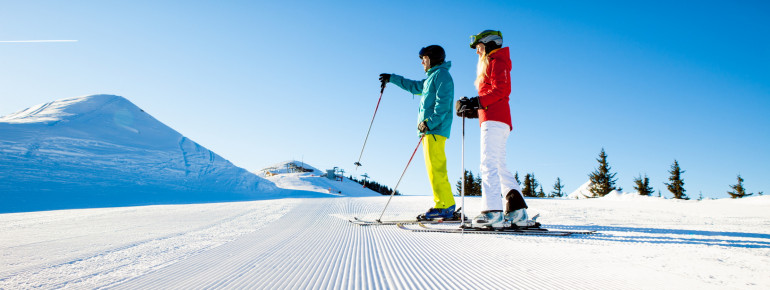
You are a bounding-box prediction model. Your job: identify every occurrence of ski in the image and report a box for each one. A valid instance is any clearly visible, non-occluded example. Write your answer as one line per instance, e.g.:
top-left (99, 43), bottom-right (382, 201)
top-left (396, 222), bottom-right (597, 236)
top-left (350, 207), bottom-right (468, 226)
top-left (350, 216), bottom-right (463, 226)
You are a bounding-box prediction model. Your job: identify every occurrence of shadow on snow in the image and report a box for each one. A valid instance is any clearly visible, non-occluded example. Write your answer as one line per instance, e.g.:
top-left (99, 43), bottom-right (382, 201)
top-left (547, 224), bottom-right (770, 249)
top-left (0, 188), bottom-right (349, 214)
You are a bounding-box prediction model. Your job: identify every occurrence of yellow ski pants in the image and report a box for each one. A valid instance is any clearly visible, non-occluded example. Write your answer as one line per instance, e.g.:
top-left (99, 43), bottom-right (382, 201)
top-left (422, 134), bottom-right (455, 209)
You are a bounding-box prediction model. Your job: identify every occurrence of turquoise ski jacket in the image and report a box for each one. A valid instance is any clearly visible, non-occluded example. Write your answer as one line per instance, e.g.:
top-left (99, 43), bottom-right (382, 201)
top-left (388, 61), bottom-right (454, 138)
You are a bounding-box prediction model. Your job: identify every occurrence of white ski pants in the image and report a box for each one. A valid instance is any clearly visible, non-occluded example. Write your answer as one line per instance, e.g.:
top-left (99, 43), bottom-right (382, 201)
top-left (480, 120), bottom-right (522, 212)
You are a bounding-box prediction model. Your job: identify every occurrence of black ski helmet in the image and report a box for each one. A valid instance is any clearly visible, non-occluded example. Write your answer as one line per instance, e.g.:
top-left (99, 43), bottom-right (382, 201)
top-left (418, 45), bottom-right (445, 67)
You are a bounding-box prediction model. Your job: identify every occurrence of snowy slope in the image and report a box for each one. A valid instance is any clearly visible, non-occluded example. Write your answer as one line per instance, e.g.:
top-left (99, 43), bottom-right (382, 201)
top-left (0, 95), bottom-right (275, 213)
top-left (2, 95), bottom-right (769, 289)
top-left (257, 160), bottom-right (323, 176)
top-left (1, 195), bottom-right (769, 289)
top-left (259, 160), bottom-right (382, 197)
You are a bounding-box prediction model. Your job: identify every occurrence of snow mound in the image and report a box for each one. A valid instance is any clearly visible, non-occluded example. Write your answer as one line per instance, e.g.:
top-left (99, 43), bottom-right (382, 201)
top-left (568, 181), bottom-right (656, 200)
top-left (705, 194), bottom-right (770, 205)
top-left (601, 190), bottom-right (654, 200)
top-left (568, 181), bottom-right (594, 199)
top-left (0, 94), bottom-right (276, 213)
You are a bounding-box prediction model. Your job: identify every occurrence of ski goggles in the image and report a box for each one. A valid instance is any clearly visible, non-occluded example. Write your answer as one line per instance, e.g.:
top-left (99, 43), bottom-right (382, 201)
top-left (470, 30), bottom-right (502, 48)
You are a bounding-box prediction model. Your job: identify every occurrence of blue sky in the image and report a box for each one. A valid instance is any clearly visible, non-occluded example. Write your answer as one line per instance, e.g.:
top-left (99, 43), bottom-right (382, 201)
top-left (1, 1), bottom-right (768, 200)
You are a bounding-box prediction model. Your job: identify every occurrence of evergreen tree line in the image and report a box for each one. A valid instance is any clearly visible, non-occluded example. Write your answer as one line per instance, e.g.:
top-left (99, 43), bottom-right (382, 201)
top-left (587, 148), bottom-right (762, 199)
top-left (349, 175), bottom-right (400, 196)
top-left (454, 148), bottom-right (763, 200)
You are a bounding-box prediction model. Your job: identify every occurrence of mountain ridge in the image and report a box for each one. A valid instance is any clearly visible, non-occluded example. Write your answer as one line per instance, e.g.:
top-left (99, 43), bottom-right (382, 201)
top-left (0, 94), bottom-right (275, 213)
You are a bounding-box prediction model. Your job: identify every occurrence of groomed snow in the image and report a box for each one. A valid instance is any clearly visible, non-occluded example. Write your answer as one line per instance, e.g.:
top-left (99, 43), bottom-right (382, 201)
top-left (2, 194), bottom-right (768, 289)
top-left (2, 96), bottom-right (768, 288)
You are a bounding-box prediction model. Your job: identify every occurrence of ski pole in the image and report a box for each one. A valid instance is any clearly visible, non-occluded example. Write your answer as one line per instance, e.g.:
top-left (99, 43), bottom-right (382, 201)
top-left (354, 84), bottom-right (386, 169)
top-left (461, 115), bottom-right (466, 229)
top-left (376, 135), bottom-right (423, 222)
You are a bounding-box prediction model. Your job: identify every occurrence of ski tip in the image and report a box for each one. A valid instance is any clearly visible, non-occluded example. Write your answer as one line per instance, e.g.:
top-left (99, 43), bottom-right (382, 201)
top-left (350, 217), bottom-right (368, 225)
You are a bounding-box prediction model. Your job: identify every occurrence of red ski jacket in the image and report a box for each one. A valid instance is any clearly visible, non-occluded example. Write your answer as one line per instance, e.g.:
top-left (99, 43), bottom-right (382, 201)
top-left (477, 47), bottom-right (512, 130)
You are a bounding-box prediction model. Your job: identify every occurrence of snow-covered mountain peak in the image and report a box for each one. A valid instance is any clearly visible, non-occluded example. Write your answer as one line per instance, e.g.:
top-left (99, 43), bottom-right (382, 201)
top-left (0, 94), bottom-right (185, 150)
top-left (0, 94), bottom-right (276, 213)
top-left (1, 94), bottom-right (125, 123)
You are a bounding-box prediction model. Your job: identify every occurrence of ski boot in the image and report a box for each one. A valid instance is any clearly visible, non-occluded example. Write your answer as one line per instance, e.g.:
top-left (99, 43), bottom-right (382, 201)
top-left (505, 208), bottom-right (540, 228)
top-left (471, 210), bottom-right (505, 229)
top-left (450, 207), bottom-right (468, 222)
top-left (417, 205), bottom-right (456, 221)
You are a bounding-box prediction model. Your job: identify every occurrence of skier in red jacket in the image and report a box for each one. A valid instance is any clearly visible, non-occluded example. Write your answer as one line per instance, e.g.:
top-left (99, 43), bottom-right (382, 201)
top-left (458, 30), bottom-right (535, 229)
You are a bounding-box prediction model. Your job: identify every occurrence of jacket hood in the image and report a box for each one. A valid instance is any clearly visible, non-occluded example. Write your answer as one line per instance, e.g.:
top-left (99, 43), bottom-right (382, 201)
top-left (487, 47), bottom-right (509, 60)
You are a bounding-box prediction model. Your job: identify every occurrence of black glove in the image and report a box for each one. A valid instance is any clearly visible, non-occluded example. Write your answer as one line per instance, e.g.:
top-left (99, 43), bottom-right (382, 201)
top-left (379, 73), bottom-right (391, 88)
top-left (418, 121), bottom-right (430, 133)
top-left (455, 96), bottom-right (480, 119)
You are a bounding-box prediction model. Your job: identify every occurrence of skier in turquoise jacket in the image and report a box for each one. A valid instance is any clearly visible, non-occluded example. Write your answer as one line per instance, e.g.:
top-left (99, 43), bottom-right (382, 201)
top-left (379, 45), bottom-right (456, 220)
top-left (387, 62), bottom-right (454, 138)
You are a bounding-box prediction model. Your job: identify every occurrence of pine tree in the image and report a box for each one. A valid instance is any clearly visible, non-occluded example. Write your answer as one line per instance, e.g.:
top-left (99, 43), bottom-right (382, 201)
top-left (537, 185), bottom-right (546, 198)
top-left (522, 174), bottom-right (535, 197)
top-left (514, 172), bottom-right (521, 186)
top-left (588, 148), bottom-right (617, 197)
top-left (551, 177), bottom-right (565, 198)
top-left (521, 173), bottom-right (544, 197)
top-left (633, 174), bottom-right (654, 196)
top-left (727, 174), bottom-right (759, 199)
top-left (456, 170), bottom-right (482, 196)
top-left (523, 173), bottom-right (540, 198)
top-left (664, 160), bottom-right (688, 200)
